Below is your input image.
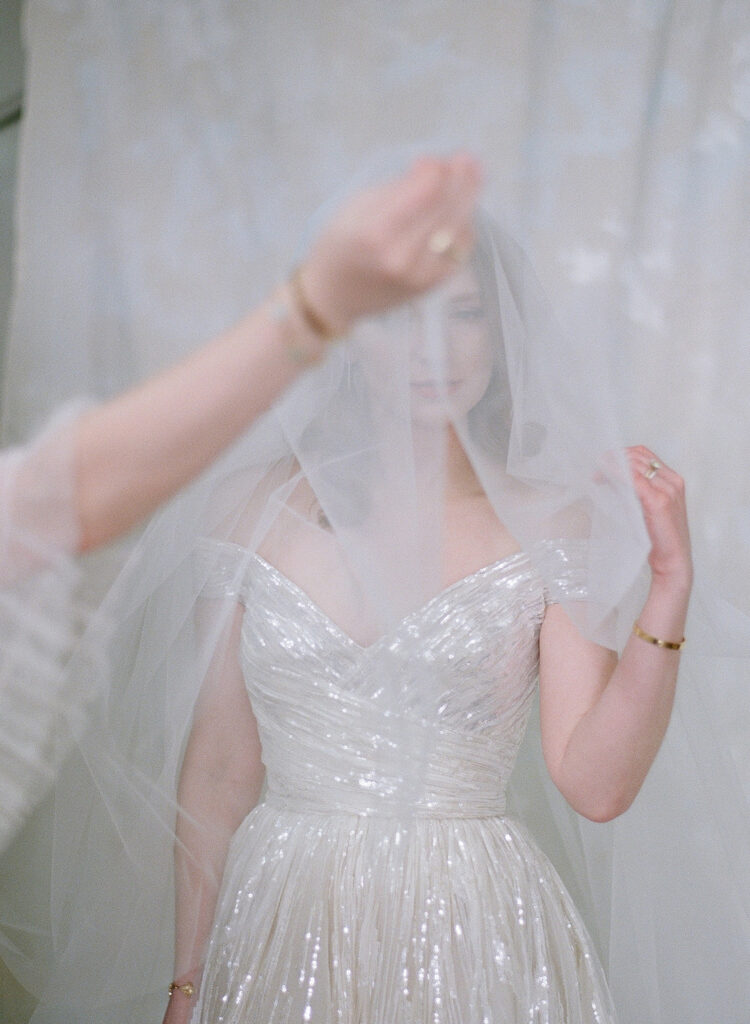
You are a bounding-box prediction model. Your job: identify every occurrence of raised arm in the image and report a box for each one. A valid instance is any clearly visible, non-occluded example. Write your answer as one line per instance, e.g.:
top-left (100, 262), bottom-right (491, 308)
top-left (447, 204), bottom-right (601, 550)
top-left (538, 446), bottom-right (692, 822)
top-left (164, 604), bottom-right (264, 1024)
top-left (73, 153), bottom-right (481, 552)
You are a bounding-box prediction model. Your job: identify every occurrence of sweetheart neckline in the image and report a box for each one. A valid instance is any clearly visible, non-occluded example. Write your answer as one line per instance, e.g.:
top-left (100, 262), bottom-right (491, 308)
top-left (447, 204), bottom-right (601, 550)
top-left (244, 546), bottom-right (537, 652)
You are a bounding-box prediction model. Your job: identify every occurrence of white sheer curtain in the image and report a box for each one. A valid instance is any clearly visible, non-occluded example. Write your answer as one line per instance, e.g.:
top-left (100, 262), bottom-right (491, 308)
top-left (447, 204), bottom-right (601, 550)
top-left (4, 0), bottom-right (749, 603)
top-left (1, 2), bottom-right (748, 1021)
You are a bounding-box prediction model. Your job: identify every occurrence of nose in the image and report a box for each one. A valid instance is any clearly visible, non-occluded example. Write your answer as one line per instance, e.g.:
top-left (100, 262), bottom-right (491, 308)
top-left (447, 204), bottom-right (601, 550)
top-left (407, 302), bottom-right (445, 368)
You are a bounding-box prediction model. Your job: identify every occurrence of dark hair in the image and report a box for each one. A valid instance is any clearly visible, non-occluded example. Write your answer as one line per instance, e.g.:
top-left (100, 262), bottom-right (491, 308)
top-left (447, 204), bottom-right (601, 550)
top-left (297, 357), bottom-right (374, 527)
top-left (466, 215), bottom-right (545, 461)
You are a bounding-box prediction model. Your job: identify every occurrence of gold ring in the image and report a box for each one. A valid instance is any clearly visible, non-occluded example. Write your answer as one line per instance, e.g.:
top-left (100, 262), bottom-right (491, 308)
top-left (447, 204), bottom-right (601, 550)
top-left (644, 459), bottom-right (661, 480)
top-left (428, 229), bottom-right (468, 264)
top-left (428, 228), bottom-right (456, 255)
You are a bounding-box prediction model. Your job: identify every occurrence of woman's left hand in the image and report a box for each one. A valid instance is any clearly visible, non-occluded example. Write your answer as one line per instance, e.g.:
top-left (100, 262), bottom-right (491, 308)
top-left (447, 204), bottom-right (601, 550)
top-left (626, 446), bottom-right (693, 588)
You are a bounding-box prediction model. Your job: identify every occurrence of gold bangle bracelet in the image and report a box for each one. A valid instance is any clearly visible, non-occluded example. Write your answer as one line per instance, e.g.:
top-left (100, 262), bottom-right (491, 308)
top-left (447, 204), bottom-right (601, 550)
top-left (289, 267), bottom-right (339, 342)
top-left (632, 621), bottom-right (685, 651)
top-left (168, 981), bottom-right (196, 999)
top-left (270, 283), bottom-right (329, 368)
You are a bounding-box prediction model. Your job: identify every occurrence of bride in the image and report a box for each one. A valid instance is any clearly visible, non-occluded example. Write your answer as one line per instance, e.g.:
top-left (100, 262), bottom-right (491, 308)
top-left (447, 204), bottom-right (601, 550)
top-left (6, 201), bottom-right (746, 1024)
top-left (159, 217), bottom-right (690, 1022)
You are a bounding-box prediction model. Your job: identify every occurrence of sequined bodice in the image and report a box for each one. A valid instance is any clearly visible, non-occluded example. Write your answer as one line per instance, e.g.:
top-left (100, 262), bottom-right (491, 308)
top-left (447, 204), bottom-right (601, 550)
top-left (234, 549), bottom-right (548, 818)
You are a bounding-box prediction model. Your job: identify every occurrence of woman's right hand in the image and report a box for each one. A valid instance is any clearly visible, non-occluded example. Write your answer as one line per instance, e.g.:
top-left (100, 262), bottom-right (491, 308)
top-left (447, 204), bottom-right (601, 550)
top-left (299, 153), bottom-right (482, 335)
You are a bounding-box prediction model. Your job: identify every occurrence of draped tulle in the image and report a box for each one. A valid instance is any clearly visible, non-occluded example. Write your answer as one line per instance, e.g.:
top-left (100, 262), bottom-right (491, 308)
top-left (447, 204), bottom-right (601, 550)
top-left (3, 8), bottom-right (750, 1019)
top-left (0, 405), bottom-right (102, 854)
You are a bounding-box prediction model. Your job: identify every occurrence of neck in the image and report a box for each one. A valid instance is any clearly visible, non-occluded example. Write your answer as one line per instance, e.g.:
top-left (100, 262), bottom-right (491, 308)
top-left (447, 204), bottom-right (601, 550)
top-left (414, 423), bottom-right (484, 500)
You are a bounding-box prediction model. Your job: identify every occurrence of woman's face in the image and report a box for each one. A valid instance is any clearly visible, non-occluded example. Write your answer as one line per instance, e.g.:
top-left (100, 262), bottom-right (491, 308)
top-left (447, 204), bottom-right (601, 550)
top-left (408, 267), bottom-right (494, 423)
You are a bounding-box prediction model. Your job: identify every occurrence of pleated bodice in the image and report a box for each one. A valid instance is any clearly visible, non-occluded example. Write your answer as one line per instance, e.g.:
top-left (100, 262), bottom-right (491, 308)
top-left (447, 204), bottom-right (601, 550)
top-left (240, 549), bottom-right (544, 819)
top-left (192, 539), bottom-right (616, 1024)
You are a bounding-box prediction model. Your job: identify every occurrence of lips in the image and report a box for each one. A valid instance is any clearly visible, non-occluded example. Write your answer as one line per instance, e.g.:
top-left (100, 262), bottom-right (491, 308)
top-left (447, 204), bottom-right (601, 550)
top-left (410, 380), bottom-right (461, 398)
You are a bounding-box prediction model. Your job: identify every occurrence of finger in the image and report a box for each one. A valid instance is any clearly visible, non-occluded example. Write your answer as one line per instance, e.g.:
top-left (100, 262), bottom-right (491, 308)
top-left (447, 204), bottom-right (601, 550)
top-left (637, 460), bottom-right (682, 491)
top-left (400, 153), bottom-right (481, 253)
top-left (628, 445), bottom-right (668, 473)
top-left (414, 210), bottom-right (478, 286)
top-left (629, 468), bottom-right (659, 517)
top-left (386, 157), bottom-right (453, 230)
top-left (424, 158), bottom-right (481, 248)
top-left (626, 453), bottom-right (675, 504)
top-left (628, 446), bottom-right (680, 480)
top-left (627, 445), bottom-right (663, 467)
top-left (626, 447), bottom-right (682, 487)
top-left (443, 152), bottom-right (483, 222)
top-left (640, 474), bottom-right (677, 502)
top-left (377, 153), bottom-right (479, 295)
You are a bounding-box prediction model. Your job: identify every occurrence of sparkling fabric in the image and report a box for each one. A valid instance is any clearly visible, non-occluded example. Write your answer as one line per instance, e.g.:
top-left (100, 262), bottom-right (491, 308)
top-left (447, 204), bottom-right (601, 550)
top-left (193, 540), bottom-right (617, 1023)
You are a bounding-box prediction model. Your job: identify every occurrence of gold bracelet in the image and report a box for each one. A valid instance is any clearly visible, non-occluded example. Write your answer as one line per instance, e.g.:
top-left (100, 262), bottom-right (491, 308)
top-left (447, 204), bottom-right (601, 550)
top-left (269, 286), bottom-right (324, 368)
top-left (168, 981), bottom-right (196, 999)
top-left (632, 621), bottom-right (685, 651)
top-left (289, 266), bottom-right (339, 342)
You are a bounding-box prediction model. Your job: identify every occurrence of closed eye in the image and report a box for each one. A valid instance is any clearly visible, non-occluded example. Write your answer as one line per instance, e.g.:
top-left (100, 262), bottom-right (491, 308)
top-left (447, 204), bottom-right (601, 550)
top-left (448, 306), bottom-right (485, 321)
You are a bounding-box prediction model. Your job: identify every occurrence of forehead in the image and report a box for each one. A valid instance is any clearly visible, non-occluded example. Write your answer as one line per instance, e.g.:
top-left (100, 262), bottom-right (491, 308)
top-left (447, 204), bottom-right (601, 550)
top-left (442, 267), bottom-right (481, 301)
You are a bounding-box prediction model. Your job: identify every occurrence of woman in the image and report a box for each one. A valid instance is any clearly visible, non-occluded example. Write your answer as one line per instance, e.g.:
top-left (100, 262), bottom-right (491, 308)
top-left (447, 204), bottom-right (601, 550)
top-left (0, 153), bottom-right (481, 853)
top-left (8, 213), bottom-right (745, 1024)
top-left (158, 218), bottom-right (690, 1022)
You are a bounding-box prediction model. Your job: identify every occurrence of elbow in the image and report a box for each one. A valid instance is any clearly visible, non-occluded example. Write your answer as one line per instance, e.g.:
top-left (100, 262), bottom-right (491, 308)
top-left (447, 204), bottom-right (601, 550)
top-left (76, 521), bottom-right (98, 555)
top-left (552, 764), bottom-right (640, 822)
top-left (577, 801), bottom-right (629, 824)
top-left (75, 494), bottom-right (126, 554)
top-left (570, 786), bottom-right (638, 823)
top-left (74, 488), bottom-right (110, 553)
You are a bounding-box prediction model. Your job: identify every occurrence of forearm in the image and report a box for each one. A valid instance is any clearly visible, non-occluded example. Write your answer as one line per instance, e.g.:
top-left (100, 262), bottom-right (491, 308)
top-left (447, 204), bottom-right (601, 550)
top-left (72, 154), bottom-right (481, 552)
top-left (557, 572), bottom-right (691, 821)
top-left (173, 761), bottom-right (262, 982)
top-left (74, 284), bottom-right (324, 552)
top-left (165, 773), bottom-right (240, 1024)
top-left (173, 794), bottom-right (232, 982)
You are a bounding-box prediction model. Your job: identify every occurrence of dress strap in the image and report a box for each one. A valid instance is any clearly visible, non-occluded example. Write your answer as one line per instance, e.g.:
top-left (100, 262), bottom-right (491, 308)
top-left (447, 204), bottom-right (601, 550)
top-left (533, 539), bottom-right (589, 605)
top-left (194, 537), bottom-right (254, 603)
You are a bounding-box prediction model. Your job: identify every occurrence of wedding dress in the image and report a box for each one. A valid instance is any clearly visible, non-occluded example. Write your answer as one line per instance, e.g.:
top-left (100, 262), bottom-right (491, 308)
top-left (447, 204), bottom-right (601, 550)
top-left (192, 539), bottom-right (617, 1023)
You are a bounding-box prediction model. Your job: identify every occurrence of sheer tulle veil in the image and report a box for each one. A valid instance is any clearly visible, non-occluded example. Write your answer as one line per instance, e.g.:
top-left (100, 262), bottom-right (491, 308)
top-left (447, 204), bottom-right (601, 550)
top-left (1, 211), bottom-right (748, 1024)
top-left (0, 404), bottom-right (107, 854)
top-left (1, 4), bottom-right (750, 1023)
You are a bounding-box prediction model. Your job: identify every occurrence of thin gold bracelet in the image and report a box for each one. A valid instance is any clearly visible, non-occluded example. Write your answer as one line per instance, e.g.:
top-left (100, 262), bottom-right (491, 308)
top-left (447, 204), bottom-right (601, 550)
top-left (289, 266), bottom-right (339, 342)
top-left (632, 621), bottom-right (685, 651)
top-left (269, 285), bottom-right (325, 368)
top-left (168, 981), bottom-right (196, 999)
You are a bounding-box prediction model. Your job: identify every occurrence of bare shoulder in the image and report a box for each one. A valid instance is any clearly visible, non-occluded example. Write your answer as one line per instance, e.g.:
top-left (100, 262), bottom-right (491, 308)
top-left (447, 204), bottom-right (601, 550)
top-left (204, 456), bottom-right (298, 546)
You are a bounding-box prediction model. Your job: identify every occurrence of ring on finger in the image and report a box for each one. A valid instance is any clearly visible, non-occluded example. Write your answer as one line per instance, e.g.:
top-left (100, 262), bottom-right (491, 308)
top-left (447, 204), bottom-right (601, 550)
top-left (428, 228), bottom-right (468, 264)
top-left (644, 458), bottom-right (662, 480)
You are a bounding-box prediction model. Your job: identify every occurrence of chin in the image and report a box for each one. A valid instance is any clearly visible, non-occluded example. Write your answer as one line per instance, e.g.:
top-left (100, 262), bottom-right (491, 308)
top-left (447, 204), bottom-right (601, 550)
top-left (410, 382), bottom-right (487, 424)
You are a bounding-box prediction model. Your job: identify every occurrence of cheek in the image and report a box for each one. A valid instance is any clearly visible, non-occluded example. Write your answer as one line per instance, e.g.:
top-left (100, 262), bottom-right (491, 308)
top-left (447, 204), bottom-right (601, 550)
top-left (445, 334), bottom-right (496, 415)
top-left (449, 327), bottom-right (494, 387)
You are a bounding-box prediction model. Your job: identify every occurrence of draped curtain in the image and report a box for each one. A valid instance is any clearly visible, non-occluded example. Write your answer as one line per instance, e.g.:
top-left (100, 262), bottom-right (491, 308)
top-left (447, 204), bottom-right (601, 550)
top-left (4, 0), bottom-right (749, 603)
top-left (1, 2), bottom-right (748, 1020)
